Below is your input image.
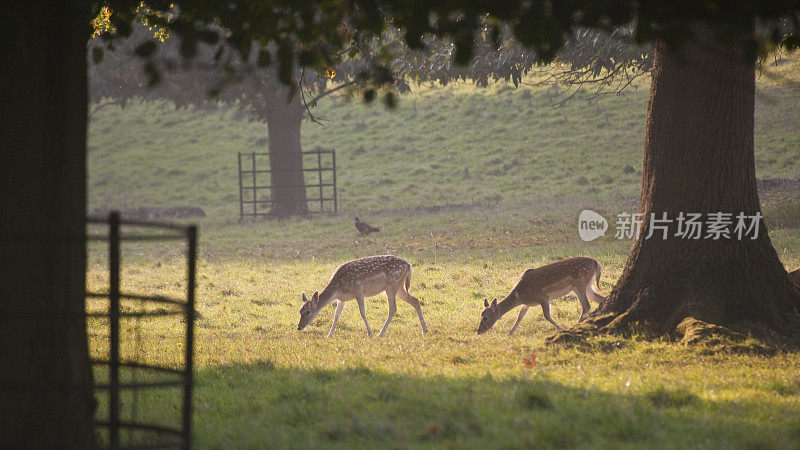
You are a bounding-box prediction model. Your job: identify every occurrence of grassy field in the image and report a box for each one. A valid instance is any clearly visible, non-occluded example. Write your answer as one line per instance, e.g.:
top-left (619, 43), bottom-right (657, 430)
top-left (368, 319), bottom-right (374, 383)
top-left (86, 54), bottom-right (800, 448)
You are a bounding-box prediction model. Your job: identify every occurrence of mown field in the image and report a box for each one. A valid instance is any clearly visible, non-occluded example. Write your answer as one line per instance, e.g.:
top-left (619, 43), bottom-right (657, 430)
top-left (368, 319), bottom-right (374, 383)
top-left (86, 54), bottom-right (800, 448)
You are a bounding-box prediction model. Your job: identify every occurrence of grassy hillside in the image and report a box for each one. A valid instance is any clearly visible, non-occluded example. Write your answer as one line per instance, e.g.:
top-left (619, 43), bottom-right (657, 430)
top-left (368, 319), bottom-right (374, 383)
top-left (86, 54), bottom-right (800, 448)
top-left (88, 54), bottom-right (800, 220)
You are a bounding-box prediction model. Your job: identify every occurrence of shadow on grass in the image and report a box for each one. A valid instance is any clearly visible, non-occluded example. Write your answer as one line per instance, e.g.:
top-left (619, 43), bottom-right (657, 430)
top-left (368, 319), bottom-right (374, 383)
top-left (190, 362), bottom-right (799, 449)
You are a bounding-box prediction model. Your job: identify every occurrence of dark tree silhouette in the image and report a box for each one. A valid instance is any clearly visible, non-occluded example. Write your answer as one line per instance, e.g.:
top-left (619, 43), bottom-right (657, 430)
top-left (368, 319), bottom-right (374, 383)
top-left (1, 3), bottom-right (94, 447)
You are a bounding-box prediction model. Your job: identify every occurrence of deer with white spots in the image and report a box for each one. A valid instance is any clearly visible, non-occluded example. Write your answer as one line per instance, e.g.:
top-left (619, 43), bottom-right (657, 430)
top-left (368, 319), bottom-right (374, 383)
top-left (297, 255), bottom-right (428, 337)
top-left (477, 257), bottom-right (605, 335)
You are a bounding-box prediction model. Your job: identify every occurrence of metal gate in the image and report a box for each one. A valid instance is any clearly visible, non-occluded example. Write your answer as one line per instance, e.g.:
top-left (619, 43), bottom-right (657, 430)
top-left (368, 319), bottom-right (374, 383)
top-left (237, 149), bottom-right (338, 218)
top-left (87, 212), bottom-right (197, 449)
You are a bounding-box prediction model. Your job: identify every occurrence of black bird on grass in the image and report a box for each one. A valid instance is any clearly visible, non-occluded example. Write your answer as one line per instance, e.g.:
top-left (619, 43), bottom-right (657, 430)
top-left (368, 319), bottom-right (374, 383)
top-left (354, 217), bottom-right (380, 236)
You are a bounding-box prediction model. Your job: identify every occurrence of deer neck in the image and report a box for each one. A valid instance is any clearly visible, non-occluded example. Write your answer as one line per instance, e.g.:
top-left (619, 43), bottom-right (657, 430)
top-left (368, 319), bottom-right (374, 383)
top-left (317, 285), bottom-right (338, 308)
top-left (495, 292), bottom-right (520, 318)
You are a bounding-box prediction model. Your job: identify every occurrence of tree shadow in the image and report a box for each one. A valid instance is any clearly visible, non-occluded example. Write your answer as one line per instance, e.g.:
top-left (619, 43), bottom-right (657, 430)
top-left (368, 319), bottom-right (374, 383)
top-left (184, 362), bottom-right (798, 448)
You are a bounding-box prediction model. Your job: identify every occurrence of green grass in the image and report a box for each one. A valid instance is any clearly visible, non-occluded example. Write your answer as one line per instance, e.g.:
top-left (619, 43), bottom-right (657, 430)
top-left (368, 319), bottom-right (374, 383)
top-left (87, 54), bottom-right (800, 448)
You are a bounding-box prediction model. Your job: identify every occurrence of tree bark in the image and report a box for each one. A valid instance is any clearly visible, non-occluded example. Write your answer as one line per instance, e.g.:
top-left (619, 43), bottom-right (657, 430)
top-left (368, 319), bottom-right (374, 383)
top-left (264, 92), bottom-right (309, 217)
top-left (0, 2), bottom-right (95, 448)
top-left (589, 25), bottom-right (800, 337)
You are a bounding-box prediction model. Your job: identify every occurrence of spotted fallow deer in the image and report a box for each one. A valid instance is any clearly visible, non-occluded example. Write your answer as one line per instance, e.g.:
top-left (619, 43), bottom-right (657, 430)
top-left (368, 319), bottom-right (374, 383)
top-left (297, 255), bottom-right (428, 337)
top-left (477, 257), bottom-right (605, 335)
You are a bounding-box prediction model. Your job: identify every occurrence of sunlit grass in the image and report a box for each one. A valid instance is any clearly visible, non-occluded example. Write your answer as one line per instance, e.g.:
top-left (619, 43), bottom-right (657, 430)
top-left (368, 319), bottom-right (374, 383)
top-left (85, 217), bottom-right (800, 447)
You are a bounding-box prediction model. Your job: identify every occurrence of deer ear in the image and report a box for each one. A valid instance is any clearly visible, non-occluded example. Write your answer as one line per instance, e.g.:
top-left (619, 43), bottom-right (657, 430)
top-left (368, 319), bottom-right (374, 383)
top-left (312, 291), bottom-right (319, 302)
top-left (483, 298), bottom-right (489, 308)
top-left (301, 293), bottom-right (308, 303)
top-left (491, 298), bottom-right (498, 308)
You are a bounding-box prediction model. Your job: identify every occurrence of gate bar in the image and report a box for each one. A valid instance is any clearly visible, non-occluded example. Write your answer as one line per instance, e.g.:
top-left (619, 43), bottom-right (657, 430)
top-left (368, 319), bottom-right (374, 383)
top-left (108, 212), bottom-right (121, 448)
top-left (317, 151), bottom-right (323, 212)
top-left (332, 150), bottom-right (338, 213)
top-left (237, 153), bottom-right (244, 219)
top-left (182, 226), bottom-right (197, 449)
top-left (251, 152), bottom-right (257, 216)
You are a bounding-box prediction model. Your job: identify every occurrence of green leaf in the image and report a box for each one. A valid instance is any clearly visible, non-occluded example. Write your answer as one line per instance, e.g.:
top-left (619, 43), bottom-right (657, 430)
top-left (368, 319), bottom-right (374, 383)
top-left (257, 50), bottom-right (271, 67)
top-left (298, 49), bottom-right (318, 67)
top-left (278, 43), bottom-right (293, 85)
top-left (454, 34), bottom-right (474, 65)
top-left (383, 92), bottom-right (397, 109)
top-left (92, 47), bottom-right (104, 64)
top-left (111, 15), bottom-right (132, 38)
top-left (144, 62), bottom-right (162, 87)
top-left (180, 36), bottom-right (198, 59)
top-left (135, 41), bottom-right (157, 58)
top-left (197, 30), bottom-right (219, 45)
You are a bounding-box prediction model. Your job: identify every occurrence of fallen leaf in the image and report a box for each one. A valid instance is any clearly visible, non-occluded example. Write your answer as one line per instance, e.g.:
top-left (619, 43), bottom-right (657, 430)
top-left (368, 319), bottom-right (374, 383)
top-left (522, 352), bottom-right (538, 368)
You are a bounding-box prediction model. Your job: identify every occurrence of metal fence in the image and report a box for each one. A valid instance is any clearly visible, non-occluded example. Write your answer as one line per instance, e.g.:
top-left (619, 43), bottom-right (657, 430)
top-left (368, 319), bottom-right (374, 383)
top-left (237, 149), bottom-right (337, 218)
top-left (87, 212), bottom-right (197, 449)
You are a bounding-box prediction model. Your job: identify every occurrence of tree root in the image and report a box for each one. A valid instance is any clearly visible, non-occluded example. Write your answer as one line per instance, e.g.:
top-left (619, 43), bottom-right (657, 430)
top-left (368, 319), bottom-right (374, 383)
top-left (674, 317), bottom-right (745, 345)
top-left (545, 314), bottom-right (614, 345)
top-left (546, 313), bottom-right (796, 354)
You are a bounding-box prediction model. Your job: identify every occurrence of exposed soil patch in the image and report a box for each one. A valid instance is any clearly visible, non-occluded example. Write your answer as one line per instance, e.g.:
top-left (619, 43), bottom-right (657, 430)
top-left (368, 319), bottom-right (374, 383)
top-left (756, 178), bottom-right (800, 192)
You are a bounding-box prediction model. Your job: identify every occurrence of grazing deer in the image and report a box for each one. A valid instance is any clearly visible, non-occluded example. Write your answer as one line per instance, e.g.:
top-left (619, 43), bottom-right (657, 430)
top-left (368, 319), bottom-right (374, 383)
top-left (477, 257), bottom-right (605, 335)
top-left (297, 255), bottom-right (428, 337)
top-left (789, 267), bottom-right (800, 287)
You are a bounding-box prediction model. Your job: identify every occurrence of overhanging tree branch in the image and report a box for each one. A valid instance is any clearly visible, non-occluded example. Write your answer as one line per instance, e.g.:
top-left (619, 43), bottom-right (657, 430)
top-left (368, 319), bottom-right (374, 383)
top-left (308, 79), bottom-right (361, 104)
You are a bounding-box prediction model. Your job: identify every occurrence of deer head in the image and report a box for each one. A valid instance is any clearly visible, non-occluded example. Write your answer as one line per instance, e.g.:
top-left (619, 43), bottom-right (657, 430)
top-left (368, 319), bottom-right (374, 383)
top-left (477, 297), bottom-right (499, 334)
top-left (297, 291), bottom-right (321, 330)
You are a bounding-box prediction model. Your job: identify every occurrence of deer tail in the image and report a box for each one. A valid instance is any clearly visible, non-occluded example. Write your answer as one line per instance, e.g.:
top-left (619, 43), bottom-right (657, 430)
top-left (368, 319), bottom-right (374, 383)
top-left (592, 260), bottom-right (602, 294)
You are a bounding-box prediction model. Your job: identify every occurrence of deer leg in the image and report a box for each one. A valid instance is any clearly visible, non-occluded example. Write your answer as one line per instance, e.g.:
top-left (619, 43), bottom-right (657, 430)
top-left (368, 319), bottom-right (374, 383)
top-left (508, 305), bottom-right (530, 336)
top-left (574, 288), bottom-right (592, 322)
top-left (327, 300), bottom-right (345, 338)
top-left (398, 288), bottom-right (428, 334)
top-left (378, 289), bottom-right (397, 337)
top-left (586, 285), bottom-right (605, 303)
top-left (355, 295), bottom-right (373, 337)
top-left (540, 300), bottom-right (565, 331)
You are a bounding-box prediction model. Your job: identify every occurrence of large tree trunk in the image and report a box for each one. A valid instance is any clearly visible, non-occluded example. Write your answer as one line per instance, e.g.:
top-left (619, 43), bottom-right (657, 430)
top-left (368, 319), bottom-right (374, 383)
top-left (0, 2), bottom-right (95, 448)
top-left (588, 25), bottom-right (800, 337)
top-left (263, 92), bottom-right (309, 217)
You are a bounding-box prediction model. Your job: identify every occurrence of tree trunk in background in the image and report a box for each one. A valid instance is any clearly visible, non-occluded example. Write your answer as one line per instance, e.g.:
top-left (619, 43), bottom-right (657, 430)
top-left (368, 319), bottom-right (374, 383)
top-left (591, 25), bottom-right (800, 336)
top-left (264, 92), bottom-right (309, 217)
top-left (0, 2), bottom-right (94, 448)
